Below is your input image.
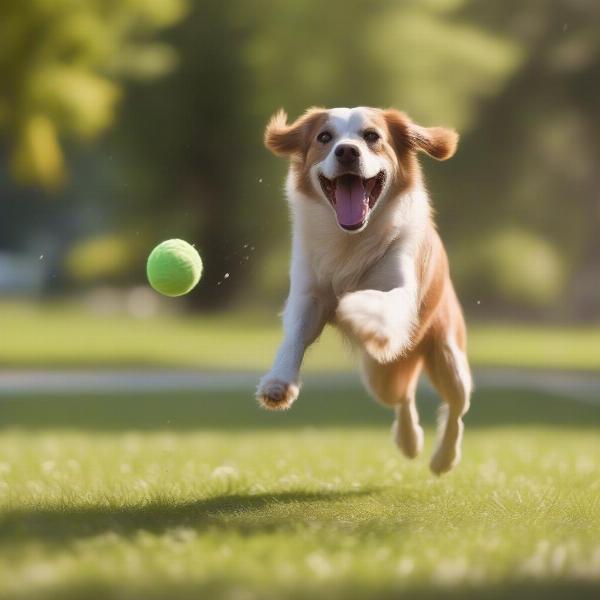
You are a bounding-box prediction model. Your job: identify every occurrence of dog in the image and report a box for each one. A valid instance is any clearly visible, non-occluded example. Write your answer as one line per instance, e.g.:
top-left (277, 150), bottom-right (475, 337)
top-left (256, 106), bottom-right (472, 474)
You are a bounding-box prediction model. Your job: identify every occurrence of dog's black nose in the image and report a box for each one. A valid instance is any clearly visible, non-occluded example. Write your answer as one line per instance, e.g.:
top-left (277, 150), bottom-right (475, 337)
top-left (334, 143), bottom-right (360, 164)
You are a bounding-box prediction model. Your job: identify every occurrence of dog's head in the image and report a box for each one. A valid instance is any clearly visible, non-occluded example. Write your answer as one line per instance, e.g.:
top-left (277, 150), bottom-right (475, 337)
top-left (265, 106), bottom-right (458, 233)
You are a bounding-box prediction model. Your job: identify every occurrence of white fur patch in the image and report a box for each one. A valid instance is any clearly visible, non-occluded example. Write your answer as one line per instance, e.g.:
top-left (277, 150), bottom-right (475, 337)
top-left (317, 107), bottom-right (383, 180)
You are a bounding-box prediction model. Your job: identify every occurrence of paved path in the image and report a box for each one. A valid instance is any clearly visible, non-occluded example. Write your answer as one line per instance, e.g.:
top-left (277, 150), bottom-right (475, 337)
top-left (0, 369), bottom-right (598, 404)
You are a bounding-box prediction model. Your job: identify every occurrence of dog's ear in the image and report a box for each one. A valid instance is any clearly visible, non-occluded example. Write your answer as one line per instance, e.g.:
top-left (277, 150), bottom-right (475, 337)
top-left (384, 109), bottom-right (458, 161)
top-left (264, 108), bottom-right (327, 157)
top-left (408, 123), bottom-right (459, 161)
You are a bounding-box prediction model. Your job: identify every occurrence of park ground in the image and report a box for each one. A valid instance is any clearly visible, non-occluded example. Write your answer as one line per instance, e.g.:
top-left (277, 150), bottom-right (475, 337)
top-left (1, 302), bottom-right (599, 599)
top-left (0, 300), bottom-right (599, 372)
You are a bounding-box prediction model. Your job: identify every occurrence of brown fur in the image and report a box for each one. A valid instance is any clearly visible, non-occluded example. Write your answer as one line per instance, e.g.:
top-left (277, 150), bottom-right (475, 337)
top-left (383, 109), bottom-right (459, 162)
top-left (264, 108), bottom-right (330, 199)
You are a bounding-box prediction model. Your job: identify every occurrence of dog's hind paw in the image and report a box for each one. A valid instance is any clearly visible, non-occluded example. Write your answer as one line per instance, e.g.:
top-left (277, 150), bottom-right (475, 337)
top-left (392, 418), bottom-right (424, 459)
top-left (429, 446), bottom-right (461, 475)
top-left (256, 377), bottom-right (299, 410)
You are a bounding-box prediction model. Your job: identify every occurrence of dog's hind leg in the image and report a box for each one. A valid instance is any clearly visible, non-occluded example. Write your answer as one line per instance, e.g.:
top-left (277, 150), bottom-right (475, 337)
top-left (425, 334), bottom-right (472, 475)
top-left (361, 353), bottom-right (425, 459)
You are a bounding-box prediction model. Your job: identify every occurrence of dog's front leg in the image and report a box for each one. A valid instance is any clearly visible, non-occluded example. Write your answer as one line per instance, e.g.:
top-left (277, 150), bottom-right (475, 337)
top-left (336, 253), bottom-right (418, 364)
top-left (257, 292), bottom-right (328, 410)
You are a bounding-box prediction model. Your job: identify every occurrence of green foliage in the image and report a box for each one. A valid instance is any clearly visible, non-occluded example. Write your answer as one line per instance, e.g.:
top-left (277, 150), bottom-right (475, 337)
top-left (245, 0), bottom-right (521, 127)
top-left (438, 0), bottom-right (600, 318)
top-left (456, 228), bottom-right (566, 308)
top-left (65, 234), bottom-right (137, 283)
top-left (0, 0), bottom-right (187, 188)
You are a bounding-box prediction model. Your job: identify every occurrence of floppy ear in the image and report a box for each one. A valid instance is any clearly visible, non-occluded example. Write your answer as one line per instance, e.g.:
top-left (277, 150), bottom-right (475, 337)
top-left (384, 109), bottom-right (458, 161)
top-left (408, 124), bottom-right (459, 160)
top-left (264, 107), bottom-right (326, 157)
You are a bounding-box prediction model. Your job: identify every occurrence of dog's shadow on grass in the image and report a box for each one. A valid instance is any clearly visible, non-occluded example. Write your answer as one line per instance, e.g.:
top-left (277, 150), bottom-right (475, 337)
top-left (0, 488), bottom-right (382, 545)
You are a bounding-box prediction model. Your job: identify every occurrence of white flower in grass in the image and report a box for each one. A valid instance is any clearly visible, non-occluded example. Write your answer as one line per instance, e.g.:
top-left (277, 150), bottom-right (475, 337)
top-left (396, 557), bottom-right (414, 577)
top-left (576, 455), bottom-right (595, 474)
top-left (168, 527), bottom-right (197, 543)
top-left (211, 465), bottom-right (239, 480)
top-left (433, 557), bottom-right (469, 585)
top-left (519, 540), bottom-right (550, 578)
top-left (278, 474), bottom-right (300, 487)
top-left (550, 545), bottom-right (567, 574)
top-left (134, 479), bottom-right (149, 491)
top-left (590, 545), bottom-right (600, 575)
top-left (306, 552), bottom-right (333, 579)
top-left (41, 460), bottom-right (56, 474)
top-left (20, 561), bottom-right (59, 586)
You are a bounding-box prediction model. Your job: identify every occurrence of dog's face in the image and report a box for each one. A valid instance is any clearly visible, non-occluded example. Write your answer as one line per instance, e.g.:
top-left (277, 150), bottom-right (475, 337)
top-left (265, 107), bottom-right (458, 233)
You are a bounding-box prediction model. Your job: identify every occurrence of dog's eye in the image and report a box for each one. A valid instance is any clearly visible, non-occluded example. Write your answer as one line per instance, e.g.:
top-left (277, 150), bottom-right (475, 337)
top-left (364, 130), bottom-right (380, 143)
top-left (317, 131), bottom-right (332, 144)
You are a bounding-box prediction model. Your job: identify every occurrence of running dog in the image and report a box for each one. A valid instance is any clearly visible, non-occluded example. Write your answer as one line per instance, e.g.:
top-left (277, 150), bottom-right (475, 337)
top-left (257, 106), bottom-right (471, 474)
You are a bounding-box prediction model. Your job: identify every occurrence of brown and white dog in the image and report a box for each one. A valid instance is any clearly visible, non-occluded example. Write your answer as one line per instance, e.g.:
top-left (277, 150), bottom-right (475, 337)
top-left (256, 107), bottom-right (471, 474)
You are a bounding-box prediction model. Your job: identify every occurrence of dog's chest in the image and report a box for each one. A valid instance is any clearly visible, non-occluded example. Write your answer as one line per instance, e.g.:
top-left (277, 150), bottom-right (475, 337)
top-left (294, 187), bottom-right (428, 297)
top-left (308, 234), bottom-right (392, 296)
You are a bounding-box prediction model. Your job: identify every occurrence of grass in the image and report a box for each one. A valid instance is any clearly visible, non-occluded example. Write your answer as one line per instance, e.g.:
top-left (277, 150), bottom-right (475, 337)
top-left (1, 384), bottom-right (600, 599)
top-left (0, 300), bottom-right (599, 371)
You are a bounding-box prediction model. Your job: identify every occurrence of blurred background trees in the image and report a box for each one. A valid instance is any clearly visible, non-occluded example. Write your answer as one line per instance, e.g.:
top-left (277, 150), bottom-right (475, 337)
top-left (0, 0), bottom-right (188, 188)
top-left (0, 0), bottom-right (598, 318)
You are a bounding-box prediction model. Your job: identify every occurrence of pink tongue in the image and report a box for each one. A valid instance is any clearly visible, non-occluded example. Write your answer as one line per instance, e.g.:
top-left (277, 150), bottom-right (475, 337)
top-left (334, 176), bottom-right (367, 228)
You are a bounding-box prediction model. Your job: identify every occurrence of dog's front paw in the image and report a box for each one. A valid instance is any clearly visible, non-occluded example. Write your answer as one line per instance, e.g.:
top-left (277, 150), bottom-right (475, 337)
top-left (256, 377), bottom-right (299, 411)
top-left (336, 291), bottom-right (409, 363)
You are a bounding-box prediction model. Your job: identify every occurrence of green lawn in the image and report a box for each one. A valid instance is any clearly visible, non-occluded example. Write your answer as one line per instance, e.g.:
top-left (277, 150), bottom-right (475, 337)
top-left (1, 385), bottom-right (600, 599)
top-left (0, 300), bottom-right (599, 371)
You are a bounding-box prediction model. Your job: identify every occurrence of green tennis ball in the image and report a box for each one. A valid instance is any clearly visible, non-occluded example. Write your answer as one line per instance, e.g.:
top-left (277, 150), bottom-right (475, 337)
top-left (146, 239), bottom-right (202, 297)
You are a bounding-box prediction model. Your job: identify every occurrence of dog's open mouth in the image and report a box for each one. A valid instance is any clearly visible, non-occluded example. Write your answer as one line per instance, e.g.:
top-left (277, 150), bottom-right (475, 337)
top-left (319, 171), bottom-right (385, 231)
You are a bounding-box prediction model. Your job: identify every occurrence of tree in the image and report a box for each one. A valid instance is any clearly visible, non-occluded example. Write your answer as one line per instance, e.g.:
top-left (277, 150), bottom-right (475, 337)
top-left (0, 0), bottom-right (188, 189)
top-left (440, 0), bottom-right (600, 317)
